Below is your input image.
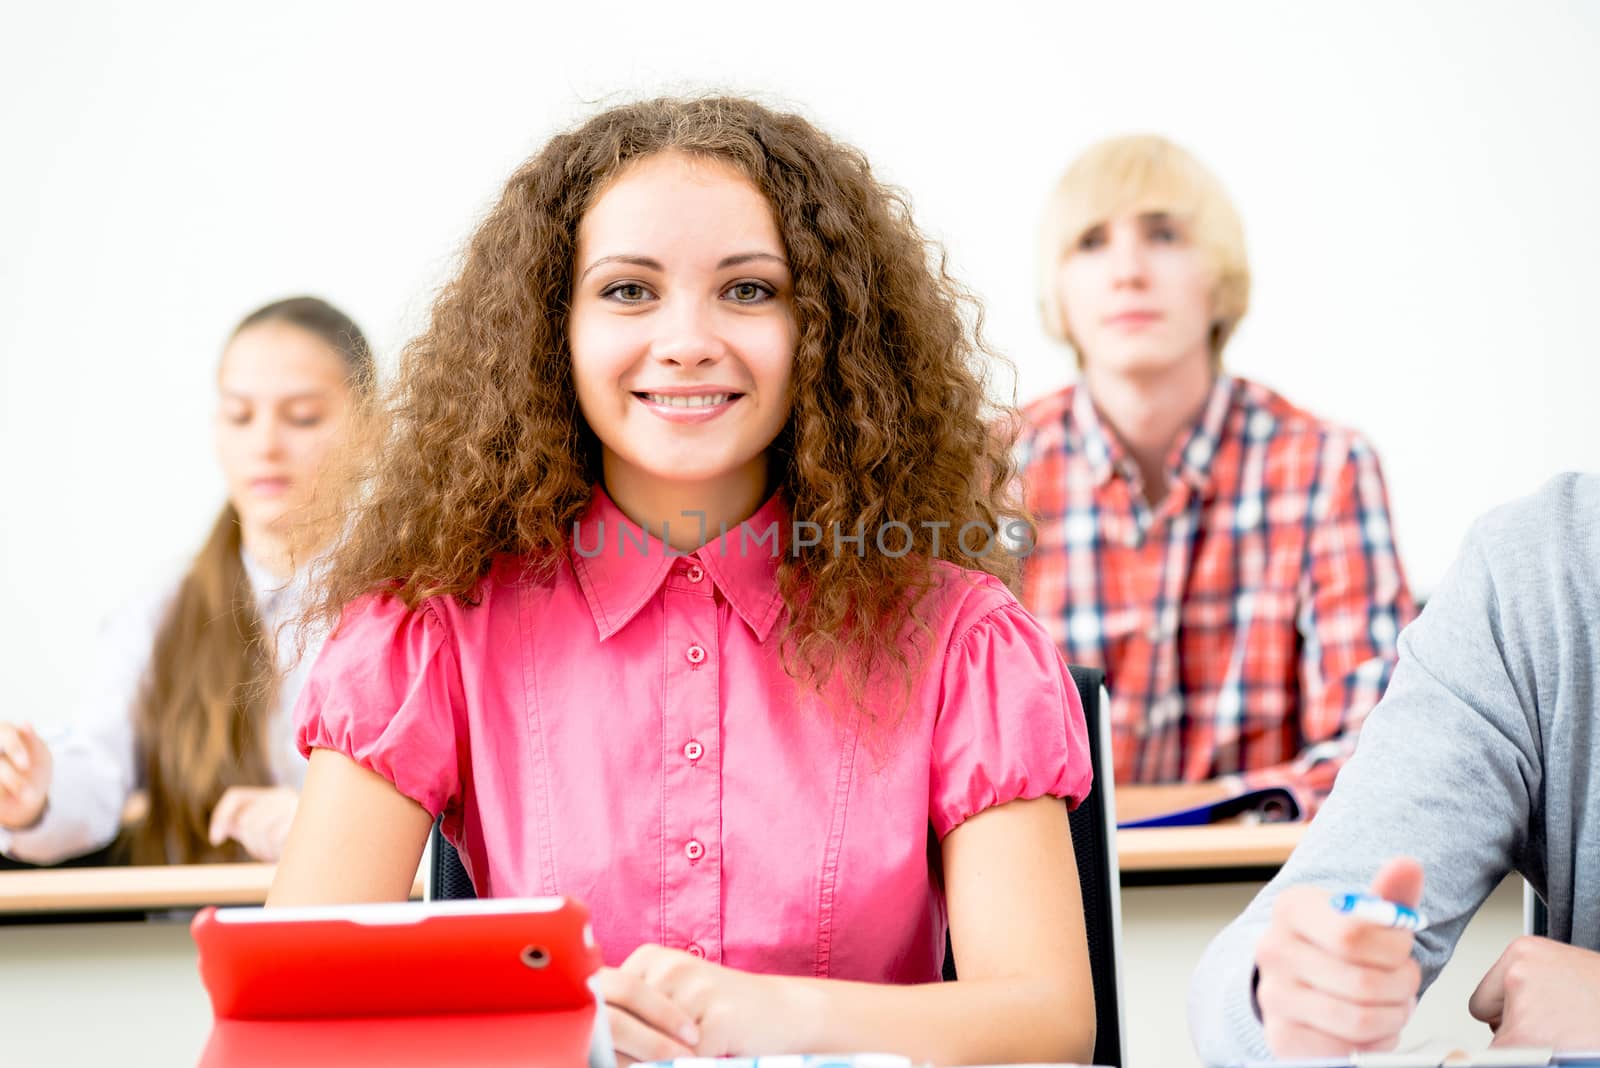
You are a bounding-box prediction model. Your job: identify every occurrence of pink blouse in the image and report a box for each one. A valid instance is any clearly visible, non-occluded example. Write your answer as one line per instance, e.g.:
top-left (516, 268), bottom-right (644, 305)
top-left (296, 489), bottom-right (1091, 983)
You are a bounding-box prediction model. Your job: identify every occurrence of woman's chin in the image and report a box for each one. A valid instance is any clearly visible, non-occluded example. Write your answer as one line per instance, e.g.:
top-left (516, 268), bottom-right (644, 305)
top-left (231, 502), bottom-right (295, 540)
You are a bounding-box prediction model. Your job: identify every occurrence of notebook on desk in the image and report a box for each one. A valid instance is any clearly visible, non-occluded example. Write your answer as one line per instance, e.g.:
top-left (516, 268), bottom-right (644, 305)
top-left (637, 1058), bottom-right (1100, 1067)
top-left (1225, 1049), bottom-right (1600, 1068)
top-left (638, 1058), bottom-right (914, 1067)
top-left (1117, 785), bottom-right (1300, 829)
top-left (191, 896), bottom-right (608, 1068)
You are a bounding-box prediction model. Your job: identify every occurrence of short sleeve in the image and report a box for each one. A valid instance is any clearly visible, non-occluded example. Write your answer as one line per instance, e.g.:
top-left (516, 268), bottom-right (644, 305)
top-left (929, 601), bottom-right (1093, 838)
top-left (294, 592), bottom-right (465, 820)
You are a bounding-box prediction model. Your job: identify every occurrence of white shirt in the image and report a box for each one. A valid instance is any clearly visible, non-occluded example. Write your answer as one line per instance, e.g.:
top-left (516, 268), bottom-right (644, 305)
top-left (0, 550), bottom-right (322, 864)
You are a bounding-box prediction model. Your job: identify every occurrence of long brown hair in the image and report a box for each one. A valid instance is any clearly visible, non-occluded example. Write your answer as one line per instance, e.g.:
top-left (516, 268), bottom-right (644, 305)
top-left (127, 297), bottom-right (373, 864)
top-left (306, 96), bottom-right (1025, 715)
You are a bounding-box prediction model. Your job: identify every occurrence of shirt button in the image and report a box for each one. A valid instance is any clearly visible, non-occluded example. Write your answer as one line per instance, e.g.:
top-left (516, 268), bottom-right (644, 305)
top-left (685, 564), bottom-right (704, 583)
top-left (683, 740), bottom-right (704, 762)
top-left (686, 644), bottom-right (706, 665)
top-left (684, 839), bottom-right (704, 861)
top-left (686, 943), bottom-right (705, 958)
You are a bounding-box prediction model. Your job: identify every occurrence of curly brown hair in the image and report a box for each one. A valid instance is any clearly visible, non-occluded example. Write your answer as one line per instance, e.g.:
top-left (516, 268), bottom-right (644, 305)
top-left (306, 95), bottom-right (1026, 704)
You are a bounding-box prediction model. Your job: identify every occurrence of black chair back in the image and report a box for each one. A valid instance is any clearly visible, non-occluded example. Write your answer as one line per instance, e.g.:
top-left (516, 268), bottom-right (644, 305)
top-left (937, 666), bottom-right (1123, 1065)
top-left (428, 818), bottom-right (476, 902)
top-left (426, 664), bottom-right (1125, 1066)
top-left (1065, 665), bottom-right (1126, 1067)
top-left (1525, 883), bottom-right (1549, 937)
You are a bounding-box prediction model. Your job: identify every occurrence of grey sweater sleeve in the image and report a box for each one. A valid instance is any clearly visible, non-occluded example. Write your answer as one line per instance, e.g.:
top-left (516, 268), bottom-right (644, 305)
top-left (1186, 478), bottom-right (1568, 1064)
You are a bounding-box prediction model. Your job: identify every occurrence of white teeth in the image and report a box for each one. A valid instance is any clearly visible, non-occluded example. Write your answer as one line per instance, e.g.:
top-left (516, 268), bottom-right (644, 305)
top-left (644, 393), bottom-right (731, 408)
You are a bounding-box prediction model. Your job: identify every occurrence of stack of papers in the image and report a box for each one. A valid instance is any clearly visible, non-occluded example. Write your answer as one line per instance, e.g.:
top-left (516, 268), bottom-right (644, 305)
top-left (1228, 1048), bottom-right (1600, 1067)
top-left (638, 1057), bottom-right (1100, 1068)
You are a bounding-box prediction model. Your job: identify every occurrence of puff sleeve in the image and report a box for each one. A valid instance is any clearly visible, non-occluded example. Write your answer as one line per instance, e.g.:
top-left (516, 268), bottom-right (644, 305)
top-left (929, 601), bottom-right (1093, 838)
top-left (294, 593), bottom-right (465, 822)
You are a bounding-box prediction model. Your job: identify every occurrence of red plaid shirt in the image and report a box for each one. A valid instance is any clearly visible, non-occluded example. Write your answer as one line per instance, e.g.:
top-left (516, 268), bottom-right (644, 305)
top-left (1016, 375), bottom-right (1416, 810)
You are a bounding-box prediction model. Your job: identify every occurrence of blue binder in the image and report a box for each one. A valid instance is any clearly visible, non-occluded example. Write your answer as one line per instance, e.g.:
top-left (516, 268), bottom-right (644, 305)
top-left (1117, 784), bottom-right (1301, 829)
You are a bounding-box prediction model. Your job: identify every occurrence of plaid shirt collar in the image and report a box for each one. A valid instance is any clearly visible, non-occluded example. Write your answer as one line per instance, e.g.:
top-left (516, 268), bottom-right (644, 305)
top-left (1070, 373), bottom-right (1237, 499)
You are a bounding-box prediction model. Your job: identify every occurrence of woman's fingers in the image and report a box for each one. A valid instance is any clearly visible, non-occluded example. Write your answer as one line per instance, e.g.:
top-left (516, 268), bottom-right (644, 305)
top-left (604, 1002), bottom-right (697, 1065)
top-left (0, 755), bottom-right (30, 800)
top-left (238, 792), bottom-right (294, 861)
top-left (207, 787), bottom-right (258, 847)
top-left (0, 723), bottom-right (31, 774)
top-left (595, 966), bottom-right (701, 1052)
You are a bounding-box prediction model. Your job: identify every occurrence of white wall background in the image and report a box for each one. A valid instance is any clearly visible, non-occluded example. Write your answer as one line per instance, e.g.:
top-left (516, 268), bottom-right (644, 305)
top-left (4, 1), bottom-right (1598, 729)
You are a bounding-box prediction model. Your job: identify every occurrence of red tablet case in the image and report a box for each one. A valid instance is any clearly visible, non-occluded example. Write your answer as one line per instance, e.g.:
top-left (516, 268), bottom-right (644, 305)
top-left (190, 897), bottom-right (603, 1068)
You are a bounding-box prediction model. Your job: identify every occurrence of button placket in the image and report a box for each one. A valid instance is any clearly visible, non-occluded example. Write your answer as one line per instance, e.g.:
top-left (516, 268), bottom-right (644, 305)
top-left (660, 572), bottom-right (721, 962)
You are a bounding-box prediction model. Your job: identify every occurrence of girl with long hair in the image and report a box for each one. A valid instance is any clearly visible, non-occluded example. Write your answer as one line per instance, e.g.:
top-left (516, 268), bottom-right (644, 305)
top-left (0, 297), bottom-right (373, 865)
top-left (268, 98), bottom-right (1095, 1064)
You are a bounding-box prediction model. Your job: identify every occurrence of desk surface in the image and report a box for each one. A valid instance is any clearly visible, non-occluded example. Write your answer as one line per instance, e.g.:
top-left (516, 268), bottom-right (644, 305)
top-left (0, 863), bottom-right (427, 914)
top-left (1116, 822), bottom-right (1304, 872)
top-left (0, 823), bottom-right (1304, 915)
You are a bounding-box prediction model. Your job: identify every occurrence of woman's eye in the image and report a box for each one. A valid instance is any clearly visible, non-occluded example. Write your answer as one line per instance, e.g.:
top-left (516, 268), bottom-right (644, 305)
top-left (1076, 227), bottom-right (1106, 252)
top-left (603, 282), bottom-right (651, 303)
top-left (223, 410), bottom-right (250, 426)
top-left (725, 281), bottom-right (774, 303)
top-left (287, 414), bottom-right (324, 428)
top-left (1150, 225), bottom-right (1180, 243)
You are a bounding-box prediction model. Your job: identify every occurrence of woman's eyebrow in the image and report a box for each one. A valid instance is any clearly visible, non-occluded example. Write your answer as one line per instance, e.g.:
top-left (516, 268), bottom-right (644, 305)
top-left (578, 251), bottom-right (789, 283)
top-left (577, 254), bottom-right (663, 283)
top-left (716, 252), bottom-right (788, 270)
top-left (220, 390), bottom-right (329, 403)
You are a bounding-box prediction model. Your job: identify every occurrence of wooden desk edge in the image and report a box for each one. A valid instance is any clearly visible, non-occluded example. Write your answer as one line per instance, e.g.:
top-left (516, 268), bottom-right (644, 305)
top-left (0, 864), bottom-right (426, 913)
top-left (0, 825), bottom-right (1305, 913)
top-left (1116, 823), bottom-right (1305, 871)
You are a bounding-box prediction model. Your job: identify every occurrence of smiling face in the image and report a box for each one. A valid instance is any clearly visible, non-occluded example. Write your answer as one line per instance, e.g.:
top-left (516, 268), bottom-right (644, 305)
top-left (568, 151), bottom-right (796, 526)
top-left (214, 321), bottom-right (355, 545)
top-left (1057, 210), bottom-right (1218, 381)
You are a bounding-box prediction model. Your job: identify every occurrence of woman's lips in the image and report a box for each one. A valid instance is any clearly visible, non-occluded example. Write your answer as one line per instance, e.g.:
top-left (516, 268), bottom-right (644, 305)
top-left (633, 392), bottom-right (743, 424)
top-left (248, 477), bottom-right (292, 497)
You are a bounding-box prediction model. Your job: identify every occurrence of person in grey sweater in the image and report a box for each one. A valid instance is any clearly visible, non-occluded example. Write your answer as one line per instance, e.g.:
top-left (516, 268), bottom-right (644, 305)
top-left (1189, 473), bottom-right (1600, 1061)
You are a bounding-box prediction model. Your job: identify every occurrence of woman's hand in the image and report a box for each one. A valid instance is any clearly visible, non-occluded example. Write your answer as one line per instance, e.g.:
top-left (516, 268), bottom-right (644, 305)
top-left (0, 722), bottom-right (53, 831)
top-left (208, 785), bottom-right (299, 861)
top-left (597, 944), bottom-right (805, 1064)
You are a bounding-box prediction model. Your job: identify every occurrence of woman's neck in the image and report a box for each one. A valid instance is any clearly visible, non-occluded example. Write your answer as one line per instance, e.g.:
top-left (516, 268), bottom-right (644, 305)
top-left (601, 458), bottom-right (772, 554)
top-left (239, 524), bottom-right (296, 581)
top-left (1082, 353), bottom-right (1215, 508)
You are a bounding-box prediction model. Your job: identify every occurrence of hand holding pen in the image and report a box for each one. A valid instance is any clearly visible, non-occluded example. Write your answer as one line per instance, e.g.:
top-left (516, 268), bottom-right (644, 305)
top-left (1253, 857), bottom-right (1427, 1058)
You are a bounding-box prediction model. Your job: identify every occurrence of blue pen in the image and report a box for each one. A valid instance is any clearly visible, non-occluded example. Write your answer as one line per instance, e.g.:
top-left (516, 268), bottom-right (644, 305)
top-left (1330, 892), bottom-right (1429, 931)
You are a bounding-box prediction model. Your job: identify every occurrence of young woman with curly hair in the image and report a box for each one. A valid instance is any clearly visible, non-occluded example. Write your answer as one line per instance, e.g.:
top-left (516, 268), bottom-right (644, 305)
top-left (268, 97), bottom-right (1094, 1065)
